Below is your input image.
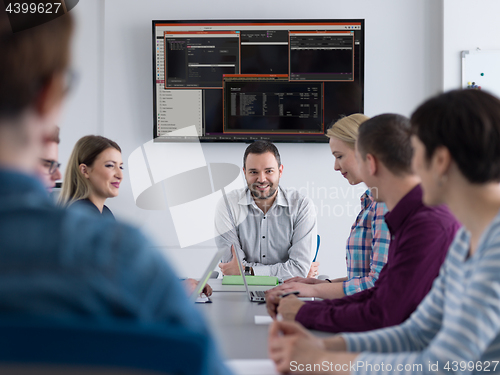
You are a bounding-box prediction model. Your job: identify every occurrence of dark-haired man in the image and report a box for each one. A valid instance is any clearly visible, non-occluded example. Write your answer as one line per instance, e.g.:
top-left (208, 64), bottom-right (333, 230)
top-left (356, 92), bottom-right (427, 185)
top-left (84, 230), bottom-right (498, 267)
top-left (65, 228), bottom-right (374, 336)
top-left (267, 114), bottom-right (460, 333)
top-left (216, 140), bottom-right (317, 279)
top-left (0, 9), bottom-right (228, 374)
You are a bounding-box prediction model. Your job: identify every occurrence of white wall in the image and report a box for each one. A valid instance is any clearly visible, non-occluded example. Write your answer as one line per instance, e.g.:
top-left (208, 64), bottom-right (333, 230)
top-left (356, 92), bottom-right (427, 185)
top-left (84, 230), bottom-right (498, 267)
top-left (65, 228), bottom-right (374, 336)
top-left (60, 0), bottom-right (444, 279)
top-left (443, 0), bottom-right (500, 91)
top-left (59, 1), bottom-right (103, 164)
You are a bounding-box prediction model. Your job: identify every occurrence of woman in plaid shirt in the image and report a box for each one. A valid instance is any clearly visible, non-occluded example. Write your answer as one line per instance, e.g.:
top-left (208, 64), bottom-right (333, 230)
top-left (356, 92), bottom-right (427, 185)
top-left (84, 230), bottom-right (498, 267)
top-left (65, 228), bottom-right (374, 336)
top-left (269, 114), bottom-right (390, 299)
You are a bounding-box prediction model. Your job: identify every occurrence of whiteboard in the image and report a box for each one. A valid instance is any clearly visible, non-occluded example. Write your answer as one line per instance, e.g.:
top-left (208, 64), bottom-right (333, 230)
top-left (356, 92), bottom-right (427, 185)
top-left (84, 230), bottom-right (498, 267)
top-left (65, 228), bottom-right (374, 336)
top-left (462, 49), bottom-right (500, 98)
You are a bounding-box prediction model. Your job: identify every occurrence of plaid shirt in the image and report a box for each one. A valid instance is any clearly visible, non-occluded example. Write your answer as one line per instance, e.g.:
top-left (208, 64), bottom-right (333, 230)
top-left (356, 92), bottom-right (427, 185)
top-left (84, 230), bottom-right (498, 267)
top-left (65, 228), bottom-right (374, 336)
top-left (343, 189), bottom-right (390, 295)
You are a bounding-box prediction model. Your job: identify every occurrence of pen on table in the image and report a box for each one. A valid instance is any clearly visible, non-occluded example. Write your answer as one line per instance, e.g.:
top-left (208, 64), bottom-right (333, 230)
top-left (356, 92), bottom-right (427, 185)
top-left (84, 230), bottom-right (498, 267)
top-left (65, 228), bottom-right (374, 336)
top-left (257, 290), bottom-right (301, 305)
top-left (280, 291), bottom-right (300, 298)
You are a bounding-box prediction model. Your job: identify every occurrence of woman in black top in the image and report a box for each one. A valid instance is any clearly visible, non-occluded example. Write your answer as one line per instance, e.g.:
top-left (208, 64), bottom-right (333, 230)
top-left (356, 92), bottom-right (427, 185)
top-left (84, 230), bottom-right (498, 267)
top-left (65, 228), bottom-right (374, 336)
top-left (59, 135), bottom-right (212, 296)
top-left (59, 135), bottom-right (123, 219)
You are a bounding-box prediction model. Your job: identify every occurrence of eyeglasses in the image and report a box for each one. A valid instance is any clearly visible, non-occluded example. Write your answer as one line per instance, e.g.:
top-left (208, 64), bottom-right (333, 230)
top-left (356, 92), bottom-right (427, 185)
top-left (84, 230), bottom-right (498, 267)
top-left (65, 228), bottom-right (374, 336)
top-left (39, 158), bottom-right (61, 175)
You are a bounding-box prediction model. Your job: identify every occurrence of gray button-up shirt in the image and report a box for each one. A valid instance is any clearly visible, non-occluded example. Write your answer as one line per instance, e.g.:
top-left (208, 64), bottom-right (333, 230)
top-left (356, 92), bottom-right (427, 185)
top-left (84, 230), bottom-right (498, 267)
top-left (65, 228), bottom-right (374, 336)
top-left (215, 187), bottom-right (317, 279)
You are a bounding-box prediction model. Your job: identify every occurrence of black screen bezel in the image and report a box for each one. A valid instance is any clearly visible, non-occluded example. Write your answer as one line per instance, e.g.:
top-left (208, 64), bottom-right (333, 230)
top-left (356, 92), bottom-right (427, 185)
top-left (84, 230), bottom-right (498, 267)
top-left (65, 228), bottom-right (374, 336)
top-left (152, 19), bottom-right (365, 143)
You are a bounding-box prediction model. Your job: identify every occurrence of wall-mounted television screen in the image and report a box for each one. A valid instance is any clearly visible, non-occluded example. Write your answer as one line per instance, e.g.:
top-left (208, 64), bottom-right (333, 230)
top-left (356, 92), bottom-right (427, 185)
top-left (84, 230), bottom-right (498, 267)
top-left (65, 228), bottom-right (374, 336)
top-left (153, 19), bottom-right (364, 142)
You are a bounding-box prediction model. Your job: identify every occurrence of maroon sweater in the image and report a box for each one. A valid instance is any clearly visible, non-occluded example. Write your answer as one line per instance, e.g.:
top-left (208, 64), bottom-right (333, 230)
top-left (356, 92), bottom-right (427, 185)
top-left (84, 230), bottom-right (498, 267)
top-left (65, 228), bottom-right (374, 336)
top-left (295, 185), bottom-right (461, 333)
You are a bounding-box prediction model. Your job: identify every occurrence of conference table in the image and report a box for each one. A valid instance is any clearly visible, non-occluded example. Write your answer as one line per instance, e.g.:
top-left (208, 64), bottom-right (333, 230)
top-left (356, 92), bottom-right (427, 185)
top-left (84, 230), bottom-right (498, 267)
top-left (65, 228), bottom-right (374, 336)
top-left (195, 279), bottom-right (332, 366)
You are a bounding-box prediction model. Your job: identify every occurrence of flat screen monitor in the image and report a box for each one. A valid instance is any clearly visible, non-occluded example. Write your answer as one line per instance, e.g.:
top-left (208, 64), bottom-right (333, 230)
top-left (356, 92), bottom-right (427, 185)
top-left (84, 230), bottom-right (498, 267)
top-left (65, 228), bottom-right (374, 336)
top-left (153, 19), bottom-right (364, 142)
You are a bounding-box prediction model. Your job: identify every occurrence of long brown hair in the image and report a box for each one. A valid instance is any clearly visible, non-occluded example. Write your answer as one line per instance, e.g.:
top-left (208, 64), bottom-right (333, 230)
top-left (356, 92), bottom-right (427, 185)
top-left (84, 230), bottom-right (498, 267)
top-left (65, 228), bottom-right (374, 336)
top-left (59, 135), bottom-right (121, 206)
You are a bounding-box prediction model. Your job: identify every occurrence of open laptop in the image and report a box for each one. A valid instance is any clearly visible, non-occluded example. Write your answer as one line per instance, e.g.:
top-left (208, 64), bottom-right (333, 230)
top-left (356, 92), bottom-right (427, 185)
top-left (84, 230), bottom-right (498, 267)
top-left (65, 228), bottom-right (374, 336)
top-left (233, 246), bottom-right (267, 302)
top-left (190, 248), bottom-right (225, 302)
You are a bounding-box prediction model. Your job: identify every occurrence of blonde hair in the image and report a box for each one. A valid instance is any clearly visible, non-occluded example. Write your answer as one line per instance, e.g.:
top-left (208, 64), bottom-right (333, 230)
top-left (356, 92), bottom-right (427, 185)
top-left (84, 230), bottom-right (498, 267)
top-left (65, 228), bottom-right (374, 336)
top-left (59, 135), bottom-right (121, 206)
top-left (326, 113), bottom-right (370, 149)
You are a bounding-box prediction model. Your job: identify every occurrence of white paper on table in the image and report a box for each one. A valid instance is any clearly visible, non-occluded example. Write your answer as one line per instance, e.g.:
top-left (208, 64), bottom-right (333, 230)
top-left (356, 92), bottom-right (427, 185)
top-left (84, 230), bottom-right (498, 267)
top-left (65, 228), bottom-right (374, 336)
top-left (225, 359), bottom-right (279, 375)
top-left (195, 296), bottom-right (211, 303)
top-left (254, 315), bottom-right (274, 325)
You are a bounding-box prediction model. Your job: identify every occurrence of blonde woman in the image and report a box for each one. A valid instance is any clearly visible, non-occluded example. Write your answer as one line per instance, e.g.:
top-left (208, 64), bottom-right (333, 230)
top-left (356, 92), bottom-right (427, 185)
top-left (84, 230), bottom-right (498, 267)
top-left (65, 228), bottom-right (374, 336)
top-left (59, 135), bottom-right (123, 219)
top-left (269, 89), bottom-right (500, 375)
top-left (58, 135), bottom-right (212, 297)
top-left (268, 114), bottom-right (390, 299)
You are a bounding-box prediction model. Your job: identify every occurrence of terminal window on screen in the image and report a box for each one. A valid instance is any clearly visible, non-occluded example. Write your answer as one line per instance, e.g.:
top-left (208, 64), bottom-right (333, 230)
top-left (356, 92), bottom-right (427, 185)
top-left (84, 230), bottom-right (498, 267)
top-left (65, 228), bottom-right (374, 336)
top-left (154, 21), bottom-right (364, 142)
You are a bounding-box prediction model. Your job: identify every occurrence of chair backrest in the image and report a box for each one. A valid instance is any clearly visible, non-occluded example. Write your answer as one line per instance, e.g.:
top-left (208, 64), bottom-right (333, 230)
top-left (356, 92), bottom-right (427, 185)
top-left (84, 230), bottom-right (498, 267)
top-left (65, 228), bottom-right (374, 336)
top-left (313, 234), bottom-right (320, 262)
top-left (0, 317), bottom-right (211, 375)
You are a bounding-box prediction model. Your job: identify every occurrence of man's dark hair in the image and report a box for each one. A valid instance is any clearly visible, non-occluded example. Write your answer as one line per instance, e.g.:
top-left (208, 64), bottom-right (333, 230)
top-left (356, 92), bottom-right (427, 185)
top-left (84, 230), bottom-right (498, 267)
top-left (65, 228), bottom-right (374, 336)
top-left (357, 113), bottom-right (413, 176)
top-left (411, 89), bottom-right (500, 183)
top-left (0, 7), bottom-right (73, 119)
top-left (243, 140), bottom-right (281, 169)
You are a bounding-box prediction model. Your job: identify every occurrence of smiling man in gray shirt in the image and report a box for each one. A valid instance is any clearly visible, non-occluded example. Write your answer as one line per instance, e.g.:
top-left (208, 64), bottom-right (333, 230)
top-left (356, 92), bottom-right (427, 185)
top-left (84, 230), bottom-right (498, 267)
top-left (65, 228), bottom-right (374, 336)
top-left (215, 141), bottom-right (317, 280)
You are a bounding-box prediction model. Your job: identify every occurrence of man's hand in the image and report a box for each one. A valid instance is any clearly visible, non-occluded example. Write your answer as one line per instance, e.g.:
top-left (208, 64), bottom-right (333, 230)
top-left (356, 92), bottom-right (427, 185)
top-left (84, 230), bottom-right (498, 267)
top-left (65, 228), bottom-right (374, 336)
top-left (284, 276), bottom-right (328, 285)
top-left (266, 286), bottom-right (308, 319)
top-left (202, 283), bottom-right (213, 296)
top-left (266, 289), bottom-right (286, 319)
top-left (266, 282), bottom-right (316, 298)
top-left (268, 320), bottom-right (327, 374)
top-left (277, 295), bottom-right (305, 321)
top-left (307, 261), bottom-right (320, 278)
top-left (182, 278), bottom-right (213, 296)
top-left (219, 245), bottom-right (243, 276)
top-left (266, 290), bottom-right (281, 319)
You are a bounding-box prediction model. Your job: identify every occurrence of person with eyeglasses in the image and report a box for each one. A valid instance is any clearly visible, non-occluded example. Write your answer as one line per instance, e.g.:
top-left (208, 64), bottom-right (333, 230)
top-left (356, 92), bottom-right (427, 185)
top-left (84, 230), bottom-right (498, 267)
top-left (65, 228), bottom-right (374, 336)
top-left (35, 126), bottom-right (62, 193)
top-left (58, 135), bottom-right (123, 219)
top-left (0, 9), bottom-right (228, 374)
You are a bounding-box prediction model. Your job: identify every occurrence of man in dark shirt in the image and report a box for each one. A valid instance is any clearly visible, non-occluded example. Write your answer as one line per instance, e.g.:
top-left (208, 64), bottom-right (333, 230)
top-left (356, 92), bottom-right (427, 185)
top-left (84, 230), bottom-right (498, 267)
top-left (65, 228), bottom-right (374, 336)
top-left (267, 114), bottom-right (461, 333)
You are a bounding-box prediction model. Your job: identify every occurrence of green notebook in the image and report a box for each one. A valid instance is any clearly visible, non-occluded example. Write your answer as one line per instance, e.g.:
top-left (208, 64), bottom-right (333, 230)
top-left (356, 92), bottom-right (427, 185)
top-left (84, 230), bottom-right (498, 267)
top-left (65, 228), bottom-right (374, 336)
top-left (222, 275), bottom-right (279, 286)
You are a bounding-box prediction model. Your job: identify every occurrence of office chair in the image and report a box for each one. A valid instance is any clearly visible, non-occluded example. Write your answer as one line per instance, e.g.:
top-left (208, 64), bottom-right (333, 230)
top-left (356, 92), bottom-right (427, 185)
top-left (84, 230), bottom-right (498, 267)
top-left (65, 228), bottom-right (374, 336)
top-left (0, 317), bottom-right (213, 375)
top-left (313, 234), bottom-right (320, 263)
top-left (314, 234), bottom-right (330, 280)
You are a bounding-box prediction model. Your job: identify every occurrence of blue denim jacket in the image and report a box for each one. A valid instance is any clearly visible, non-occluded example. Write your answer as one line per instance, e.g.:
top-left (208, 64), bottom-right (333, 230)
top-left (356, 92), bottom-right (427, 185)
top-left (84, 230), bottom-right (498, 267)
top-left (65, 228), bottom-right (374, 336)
top-left (0, 169), bottom-right (231, 374)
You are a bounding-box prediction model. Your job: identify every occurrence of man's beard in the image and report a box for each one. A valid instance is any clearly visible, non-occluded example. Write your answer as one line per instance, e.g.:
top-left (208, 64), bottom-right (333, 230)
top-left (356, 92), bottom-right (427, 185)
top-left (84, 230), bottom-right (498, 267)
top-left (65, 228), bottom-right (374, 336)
top-left (249, 183), bottom-right (278, 200)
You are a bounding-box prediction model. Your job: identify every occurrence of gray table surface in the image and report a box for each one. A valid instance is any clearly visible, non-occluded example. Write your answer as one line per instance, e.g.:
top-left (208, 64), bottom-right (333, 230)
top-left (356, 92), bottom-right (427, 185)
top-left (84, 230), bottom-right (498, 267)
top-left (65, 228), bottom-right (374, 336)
top-left (196, 279), bottom-right (331, 360)
top-left (197, 291), bottom-right (271, 359)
